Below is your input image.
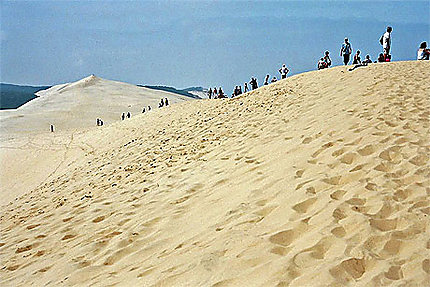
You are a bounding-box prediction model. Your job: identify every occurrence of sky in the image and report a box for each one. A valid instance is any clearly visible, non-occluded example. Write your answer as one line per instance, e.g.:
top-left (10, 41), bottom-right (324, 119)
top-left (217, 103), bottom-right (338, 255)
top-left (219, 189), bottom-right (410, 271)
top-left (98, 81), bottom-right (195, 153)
top-left (1, 0), bottom-right (429, 92)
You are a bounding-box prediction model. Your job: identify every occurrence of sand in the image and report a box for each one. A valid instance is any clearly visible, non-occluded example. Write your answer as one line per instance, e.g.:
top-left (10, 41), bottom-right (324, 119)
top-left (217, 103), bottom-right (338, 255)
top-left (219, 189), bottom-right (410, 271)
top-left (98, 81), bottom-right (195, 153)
top-left (0, 61), bottom-right (429, 286)
top-left (0, 75), bottom-right (194, 204)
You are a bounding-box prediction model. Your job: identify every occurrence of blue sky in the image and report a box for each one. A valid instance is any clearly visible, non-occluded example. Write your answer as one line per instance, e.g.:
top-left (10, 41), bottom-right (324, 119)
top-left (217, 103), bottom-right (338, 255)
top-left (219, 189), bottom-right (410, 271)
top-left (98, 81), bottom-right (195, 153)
top-left (1, 1), bottom-right (429, 92)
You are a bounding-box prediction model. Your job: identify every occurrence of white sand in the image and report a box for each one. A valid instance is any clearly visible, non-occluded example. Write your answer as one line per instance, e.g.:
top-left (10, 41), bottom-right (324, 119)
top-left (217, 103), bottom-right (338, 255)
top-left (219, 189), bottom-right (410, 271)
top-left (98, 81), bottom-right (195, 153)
top-left (0, 75), bottom-right (194, 204)
top-left (0, 61), bottom-right (429, 286)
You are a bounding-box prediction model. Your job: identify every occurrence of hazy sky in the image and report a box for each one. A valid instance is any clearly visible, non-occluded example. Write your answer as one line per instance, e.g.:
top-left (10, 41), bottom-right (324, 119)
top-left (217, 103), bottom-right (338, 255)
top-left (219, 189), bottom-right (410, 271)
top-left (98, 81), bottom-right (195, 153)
top-left (1, 1), bottom-right (429, 91)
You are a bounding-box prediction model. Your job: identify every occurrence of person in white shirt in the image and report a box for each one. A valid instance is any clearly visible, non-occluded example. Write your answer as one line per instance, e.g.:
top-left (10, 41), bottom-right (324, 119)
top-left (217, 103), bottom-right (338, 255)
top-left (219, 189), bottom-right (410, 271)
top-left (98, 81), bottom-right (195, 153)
top-left (381, 26), bottom-right (393, 55)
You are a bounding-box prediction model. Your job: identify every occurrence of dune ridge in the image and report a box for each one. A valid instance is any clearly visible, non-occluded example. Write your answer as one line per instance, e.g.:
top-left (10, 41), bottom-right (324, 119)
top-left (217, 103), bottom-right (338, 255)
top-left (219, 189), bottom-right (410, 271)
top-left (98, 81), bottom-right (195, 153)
top-left (1, 61), bottom-right (429, 286)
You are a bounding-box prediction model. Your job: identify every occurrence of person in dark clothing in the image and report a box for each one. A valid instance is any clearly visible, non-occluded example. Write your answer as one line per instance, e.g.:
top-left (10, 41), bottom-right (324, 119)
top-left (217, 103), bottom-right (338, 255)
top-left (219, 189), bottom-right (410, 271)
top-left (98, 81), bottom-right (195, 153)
top-left (324, 51), bottom-right (332, 67)
top-left (208, 88), bottom-right (212, 99)
top-left (278, 64), bottom-right (289, 79)
top-left (50, 124), bottom-right (54, 132)
top-left (165, 98), bottom-right (169, 106)
top-left (352, 50), bottom-right (361, 65)
top-left (127, 112), bottom-right (131, 118)
top-left (244, 83), bottom-right (249, 93)
top-left (340, 37), bottom-right (352, 65)
top-left (148, 106), bottom-right (151, 111)
top-left (250, 77), bottom-right (258, 90)
top-left (349, 54), bottom-right (372, 71)
top-left (264, 75), bottom-right (270, 85)
top-left (121, 113), bottom-right (125, 120)
top-left (142, 107), bottom-right (146, 113)
top-left (218, 87), bottom-right (225, 98)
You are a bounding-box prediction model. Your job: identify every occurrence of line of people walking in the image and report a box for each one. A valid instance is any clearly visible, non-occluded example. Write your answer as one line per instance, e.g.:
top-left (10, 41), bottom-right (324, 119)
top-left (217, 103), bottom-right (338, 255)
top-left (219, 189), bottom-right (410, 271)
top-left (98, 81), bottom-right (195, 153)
top-left (207, 63), bottom-right (290, 99)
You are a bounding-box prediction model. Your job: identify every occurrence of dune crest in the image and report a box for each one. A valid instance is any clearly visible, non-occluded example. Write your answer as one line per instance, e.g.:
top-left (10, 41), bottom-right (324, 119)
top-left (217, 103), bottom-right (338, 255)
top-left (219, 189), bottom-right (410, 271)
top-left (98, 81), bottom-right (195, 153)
top-left (0, 61), bottom-right (429, 286)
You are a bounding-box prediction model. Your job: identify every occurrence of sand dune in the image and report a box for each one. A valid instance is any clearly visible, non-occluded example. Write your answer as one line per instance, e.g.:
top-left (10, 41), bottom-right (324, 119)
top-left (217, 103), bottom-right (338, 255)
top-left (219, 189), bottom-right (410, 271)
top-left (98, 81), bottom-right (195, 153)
top-left (0, 75), bottom-right (193, 136)
top-left (1, 61), bottom-right (429, 286)
top-left (0, 75), bottom-right (194, 204)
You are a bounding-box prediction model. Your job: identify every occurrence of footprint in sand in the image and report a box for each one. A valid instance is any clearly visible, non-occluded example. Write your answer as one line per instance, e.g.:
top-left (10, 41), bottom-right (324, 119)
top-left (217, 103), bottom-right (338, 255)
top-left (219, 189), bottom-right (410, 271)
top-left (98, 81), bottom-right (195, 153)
top-left (329, 257), bottom-right (366, 282)
top-left (292, 197), bottom-right (317, 214)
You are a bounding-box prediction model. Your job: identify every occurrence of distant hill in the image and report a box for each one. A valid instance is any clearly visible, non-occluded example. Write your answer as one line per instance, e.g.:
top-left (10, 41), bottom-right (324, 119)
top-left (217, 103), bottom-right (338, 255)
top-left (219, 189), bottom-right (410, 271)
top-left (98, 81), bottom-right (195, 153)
top-left (141, 85), bottom-right (203, 99)
top-left (0, 83), bottom-right (51, 109)
top-left (0, 75), bottom-right (196, 135)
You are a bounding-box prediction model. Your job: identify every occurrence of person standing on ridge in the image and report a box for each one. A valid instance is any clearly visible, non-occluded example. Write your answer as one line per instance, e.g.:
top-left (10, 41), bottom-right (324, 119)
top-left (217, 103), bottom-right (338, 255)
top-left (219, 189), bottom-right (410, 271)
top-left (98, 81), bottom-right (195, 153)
top-left (264, 75), bottom-right (270, 85)
top-left (244, 83), bottom-right (249, 93)
top-left (340, 37), bottom-right (352, 65)
top-left (324, 51), bottom-right (332, 67)
top-left (208, 88), bottom-right (212, 99)
top-left (250, 77), bottom-right (258, 90)
top-left (380, 26), bottom-right (392, 55)
top-left (278, 64), bottom-right (289, 79)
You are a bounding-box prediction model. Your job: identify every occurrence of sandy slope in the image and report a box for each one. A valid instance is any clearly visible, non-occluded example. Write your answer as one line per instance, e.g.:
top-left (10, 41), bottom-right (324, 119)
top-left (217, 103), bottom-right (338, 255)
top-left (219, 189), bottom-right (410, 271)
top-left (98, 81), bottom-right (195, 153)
top-left (0, 61), bottom-right (429, 286)
top-left (0, 75), bottom-right (192, 136)
top-left (0, 76), bottom-right (193, 204)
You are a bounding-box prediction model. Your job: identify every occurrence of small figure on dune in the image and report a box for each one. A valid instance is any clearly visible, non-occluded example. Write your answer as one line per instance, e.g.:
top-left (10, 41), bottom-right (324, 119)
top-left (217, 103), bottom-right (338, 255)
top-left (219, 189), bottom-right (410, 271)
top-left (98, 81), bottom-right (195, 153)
top-left (244, 83), bottom-right (249, 93)
top-left (208, 88), bottom-right (212, 99)
top-left (250, 77), bottom-right (258, 90)
top-left (213, 87), bottom-right (218, 99)
top-left (380, 26), bottom-right (393, 55)
top-left (127, 112), bottom-right (131, 118)
top-left (318, 58), bottom-right (327, 70)
top-left (264, 74), bottom-right (270, 85)
top-left (352, 50), bottom-right (361, 65)
top-left (142, 107), bottom-right (146, 113)
top-left (271, 77), bottom-right (277, 83)
top-left (121, 113), bottom-right (125, 120)
top-left (96, 118), bottom-right (100, 126)
top-left (340, 37), bottom-right (352, 65)
top-left (165, 98), bottom-right (169, 106)
top-left (417, 41), bottom-right (430, 60)
top-left (278, 64), bottom-right (289, 79)
top-left (50, 124), bottom-right (54, 132)
top-left (323, 51), bottom-right (332, 67)
top-left (318, 51), bottom-right (331, 70)
top-left (218, 87), bottom-right (226, 98)
top-left (148, 105), bottom-right (151, 111)
top-left (158, 99), bottom-right (164, 108)
top-left (232, 85), bottom-right (242, 98)
top-left (99, 119), bottom-right (104, 126)
top-left (349, 54), bottom-right (372, 71)
top-left (377, 53), bottom-right (385, 63)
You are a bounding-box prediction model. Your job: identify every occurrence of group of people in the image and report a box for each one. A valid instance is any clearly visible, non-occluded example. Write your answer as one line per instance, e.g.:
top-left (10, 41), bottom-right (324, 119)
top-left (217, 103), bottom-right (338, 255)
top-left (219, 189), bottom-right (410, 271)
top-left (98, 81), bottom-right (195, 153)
top-left (208, 63), bottom-right (290, 99)
top-left (319, 26), bottom-right (395, 71)
top-left (96, 118), bottom-right (104, 126)
top-left (121, 112), bottom-right (131, 120)
top-left (142, 105), bottom-right (151, 113)
top-left (158, 98), bottom-right (169, 108)
top-left (207, 87), bottom-right (226, 99)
